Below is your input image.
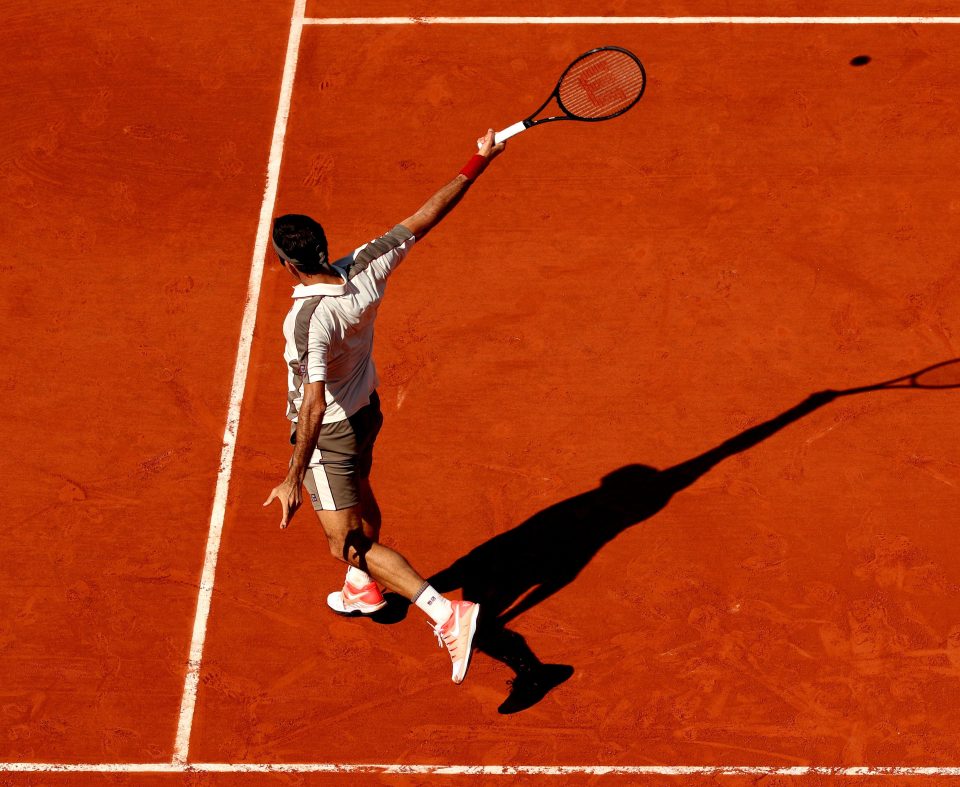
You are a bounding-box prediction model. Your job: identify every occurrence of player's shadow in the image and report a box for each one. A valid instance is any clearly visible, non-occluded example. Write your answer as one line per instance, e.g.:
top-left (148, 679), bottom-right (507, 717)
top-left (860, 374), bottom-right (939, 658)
top-left (375, 359), bottom-right (959, 713)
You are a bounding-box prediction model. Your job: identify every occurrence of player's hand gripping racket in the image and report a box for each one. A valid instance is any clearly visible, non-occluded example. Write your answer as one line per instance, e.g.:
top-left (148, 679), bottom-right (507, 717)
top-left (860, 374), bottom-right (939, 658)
top-left (490, 46), bottom-right (646, 145)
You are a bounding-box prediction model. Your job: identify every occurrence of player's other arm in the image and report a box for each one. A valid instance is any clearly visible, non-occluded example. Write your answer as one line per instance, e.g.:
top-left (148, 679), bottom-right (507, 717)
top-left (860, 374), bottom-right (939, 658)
top-left (263, 380), bottom-right (326, 528)
top-left (399, 129), bottom-right (505, 241)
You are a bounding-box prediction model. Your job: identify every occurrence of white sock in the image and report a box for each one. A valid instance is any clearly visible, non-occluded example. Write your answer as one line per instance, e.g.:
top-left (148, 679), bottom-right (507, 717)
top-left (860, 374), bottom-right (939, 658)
top-left (345, 566), bottom-right (373, 587)
top-left (413, 583), bottom-right (453, 626)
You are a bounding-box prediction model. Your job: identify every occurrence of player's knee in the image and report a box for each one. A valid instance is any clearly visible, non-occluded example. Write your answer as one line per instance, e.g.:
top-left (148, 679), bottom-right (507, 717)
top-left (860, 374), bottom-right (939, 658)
top-left (324, 529), bottom-right (373, 565)
top-left (343, 528), bottom-right (373, 567)
top-left (327, 537), bottom-right (347, 562)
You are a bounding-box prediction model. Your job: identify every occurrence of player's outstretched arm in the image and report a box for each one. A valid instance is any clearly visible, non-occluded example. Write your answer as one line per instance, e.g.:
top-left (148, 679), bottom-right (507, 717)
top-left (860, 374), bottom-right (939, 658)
top-left (399, 129), bottom-right (505, 241)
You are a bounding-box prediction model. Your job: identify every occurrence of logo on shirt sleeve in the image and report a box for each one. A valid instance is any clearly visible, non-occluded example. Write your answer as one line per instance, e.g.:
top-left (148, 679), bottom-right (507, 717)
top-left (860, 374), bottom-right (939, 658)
top-left (288, 358), bottom-right (307, 379)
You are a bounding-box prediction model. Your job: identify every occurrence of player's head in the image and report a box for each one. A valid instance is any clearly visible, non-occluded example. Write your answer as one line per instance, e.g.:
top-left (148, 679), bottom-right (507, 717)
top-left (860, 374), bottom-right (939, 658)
top-left (272, 214), bottom-right (331, 275)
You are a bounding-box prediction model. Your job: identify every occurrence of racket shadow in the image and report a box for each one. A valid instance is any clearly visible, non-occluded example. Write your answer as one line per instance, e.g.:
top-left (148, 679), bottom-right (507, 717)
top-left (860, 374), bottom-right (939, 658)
top-left (379, 358), bottom-right (957, 714)
top-left (836, 357), bottom-right (960, 395)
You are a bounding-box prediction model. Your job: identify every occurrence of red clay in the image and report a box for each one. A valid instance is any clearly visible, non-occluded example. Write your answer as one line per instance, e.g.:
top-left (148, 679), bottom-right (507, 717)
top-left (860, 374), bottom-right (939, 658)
top-left (0, 0), bottom-right (293, 763)
top-left (193, 20), bottom-right (960, 768)
top-left (2, 4), bottom-right (960, 787)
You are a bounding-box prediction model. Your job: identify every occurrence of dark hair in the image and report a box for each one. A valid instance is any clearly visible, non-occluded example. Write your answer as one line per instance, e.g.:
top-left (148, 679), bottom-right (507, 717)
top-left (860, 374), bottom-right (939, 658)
top-left (271, 214), bottom-right (330, 274)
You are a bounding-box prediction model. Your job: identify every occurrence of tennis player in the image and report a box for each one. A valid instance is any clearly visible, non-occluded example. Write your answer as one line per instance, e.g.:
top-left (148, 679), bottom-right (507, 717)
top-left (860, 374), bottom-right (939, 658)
top-left (264, 129), bottom-right (505, 684)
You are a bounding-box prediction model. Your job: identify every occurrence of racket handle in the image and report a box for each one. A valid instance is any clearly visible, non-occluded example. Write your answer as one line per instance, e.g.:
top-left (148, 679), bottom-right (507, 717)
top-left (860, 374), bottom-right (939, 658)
top-left (494, 121), bottom-right (528, 145)
top-left (477, 121), bottom-right (529, 149)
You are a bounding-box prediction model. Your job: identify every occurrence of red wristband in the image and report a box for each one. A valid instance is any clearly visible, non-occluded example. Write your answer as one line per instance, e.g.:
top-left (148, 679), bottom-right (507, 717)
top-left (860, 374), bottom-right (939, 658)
top-left (459, 154), bottom-right (488, 181)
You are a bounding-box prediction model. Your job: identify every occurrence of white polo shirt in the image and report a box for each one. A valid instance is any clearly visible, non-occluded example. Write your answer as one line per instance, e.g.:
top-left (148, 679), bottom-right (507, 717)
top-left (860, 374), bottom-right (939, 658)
top-left (283, 225), bottom-right (415, 426)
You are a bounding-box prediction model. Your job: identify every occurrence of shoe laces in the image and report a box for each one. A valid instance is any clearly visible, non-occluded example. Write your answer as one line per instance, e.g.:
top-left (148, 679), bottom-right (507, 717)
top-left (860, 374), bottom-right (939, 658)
top-left (430, 616), bottom-right (460, 660)
top-left (431, 621), bottom-right (453, 648)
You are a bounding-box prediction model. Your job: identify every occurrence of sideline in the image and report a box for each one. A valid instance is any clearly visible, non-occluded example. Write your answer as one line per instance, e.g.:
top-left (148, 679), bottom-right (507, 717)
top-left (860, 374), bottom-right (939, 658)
top-left (170, 0), bottom-right (309, 766)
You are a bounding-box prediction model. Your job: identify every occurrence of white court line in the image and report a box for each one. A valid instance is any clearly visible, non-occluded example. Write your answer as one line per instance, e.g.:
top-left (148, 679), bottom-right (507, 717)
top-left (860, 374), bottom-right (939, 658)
top-left (170, 0), bottom-right (308, 766)
top-left (3, 763), bottom-right (960, 776)
top-left (304, 15), bottom-right (960, 24)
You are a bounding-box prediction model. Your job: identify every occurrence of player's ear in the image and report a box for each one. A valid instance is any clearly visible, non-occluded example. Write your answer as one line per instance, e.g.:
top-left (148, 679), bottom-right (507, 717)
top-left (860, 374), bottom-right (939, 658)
top-left (285, 262), bottom-right (304, 283)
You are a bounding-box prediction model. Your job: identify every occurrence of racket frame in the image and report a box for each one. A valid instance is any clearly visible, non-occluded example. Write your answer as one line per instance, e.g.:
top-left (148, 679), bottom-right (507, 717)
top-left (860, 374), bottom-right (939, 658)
top-left (493, 45), bottom-right (646, 145)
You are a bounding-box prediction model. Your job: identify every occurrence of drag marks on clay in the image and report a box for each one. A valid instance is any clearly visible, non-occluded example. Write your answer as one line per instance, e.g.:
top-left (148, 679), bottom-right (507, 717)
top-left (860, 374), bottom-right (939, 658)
top-left (302, 152), bottom-right (334, 189)
top-left (378, 316), bottom-right (434, 408)
top-left (301, 152), bottom-right (335, 207)
top-left (853, 533), bottom-right (953, 595)
top-left (109, 181), bottom-right (138, 220)
top-left (611, 506), bottom-right (960, 758)
top-left (904, 454), bottom-right (958, 489)
top-left (216, 142), bottom-right (246, 180)
top-left (122, 123), bottom-right (189, 144)
top-left (78, 88), bottom-right (112, 129)
top-left (50, 216), bottom-right (97, 256)
top-left (898, 269), bottom-right (960, 355)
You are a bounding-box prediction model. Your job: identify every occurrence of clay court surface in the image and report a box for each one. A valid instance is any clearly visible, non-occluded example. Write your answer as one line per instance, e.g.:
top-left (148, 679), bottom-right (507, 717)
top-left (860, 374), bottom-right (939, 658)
top-left (2, 1), bottom-right (960, 785)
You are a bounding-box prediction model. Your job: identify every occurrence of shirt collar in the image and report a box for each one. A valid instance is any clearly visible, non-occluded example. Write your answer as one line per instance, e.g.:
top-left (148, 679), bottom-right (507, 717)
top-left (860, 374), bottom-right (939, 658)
top-left (291, 275), bottom-right (346, 299)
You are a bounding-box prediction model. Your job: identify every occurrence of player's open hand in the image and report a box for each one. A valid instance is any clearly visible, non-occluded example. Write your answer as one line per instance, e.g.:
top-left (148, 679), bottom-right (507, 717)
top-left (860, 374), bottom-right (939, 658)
top-left (477, 128), bottom-right (505, 161)
top-left (263, 477), bottom-right (302, 529)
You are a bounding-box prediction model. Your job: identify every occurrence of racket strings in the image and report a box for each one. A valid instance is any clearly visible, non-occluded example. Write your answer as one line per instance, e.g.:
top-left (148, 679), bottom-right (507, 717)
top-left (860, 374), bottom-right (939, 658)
top-left (557, 50), bottom-right (645, 120)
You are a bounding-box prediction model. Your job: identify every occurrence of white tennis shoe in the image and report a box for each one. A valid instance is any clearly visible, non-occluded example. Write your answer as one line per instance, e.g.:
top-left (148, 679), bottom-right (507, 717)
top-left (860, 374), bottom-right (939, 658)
top-left (432, 600), bottom-right (480, 684)
top-left (326, 579), bottom-right (387, 616)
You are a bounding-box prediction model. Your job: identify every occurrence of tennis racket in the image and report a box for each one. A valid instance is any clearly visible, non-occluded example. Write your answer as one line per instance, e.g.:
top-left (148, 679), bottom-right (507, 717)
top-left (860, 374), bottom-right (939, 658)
top-left (839, 358), bottom-right (960, 396)
top-left (490, 46), bottom-right (646, 145)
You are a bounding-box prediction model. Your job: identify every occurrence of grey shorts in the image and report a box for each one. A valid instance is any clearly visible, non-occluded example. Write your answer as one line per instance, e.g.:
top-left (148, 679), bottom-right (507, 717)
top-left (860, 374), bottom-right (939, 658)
top-left (302, 392), bottom-right (383, 511)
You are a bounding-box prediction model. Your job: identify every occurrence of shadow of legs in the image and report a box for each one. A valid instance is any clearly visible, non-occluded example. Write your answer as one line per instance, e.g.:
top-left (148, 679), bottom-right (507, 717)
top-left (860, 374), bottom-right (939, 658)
top-left (478, 621), bottom-right (574, 715)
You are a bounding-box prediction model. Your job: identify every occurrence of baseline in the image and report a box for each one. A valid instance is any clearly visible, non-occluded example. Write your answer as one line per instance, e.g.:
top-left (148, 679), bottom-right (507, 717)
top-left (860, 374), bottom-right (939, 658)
top-left (3, 763), bottom-right (960, 776)
top-left (303, 15), bottom-right (960, 24)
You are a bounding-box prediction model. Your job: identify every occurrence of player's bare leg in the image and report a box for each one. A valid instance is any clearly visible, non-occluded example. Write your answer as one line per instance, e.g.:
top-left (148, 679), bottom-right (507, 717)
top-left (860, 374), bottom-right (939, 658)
top-left (315, 504), bottom-right (422, 598)
top-left (330, 477), bottom-right (384, 604)
top-left (357, 476), bottom-right (381, 543)
top-left (316, 503), bottom-right (481, 684)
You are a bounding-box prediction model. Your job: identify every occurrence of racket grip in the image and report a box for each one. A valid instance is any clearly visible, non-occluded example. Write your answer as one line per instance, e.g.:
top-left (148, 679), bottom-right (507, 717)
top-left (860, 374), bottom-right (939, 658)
top-left (477, 121), bottom-right (529, 149)
top-left (494, 121), bottom-right (527, 145)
